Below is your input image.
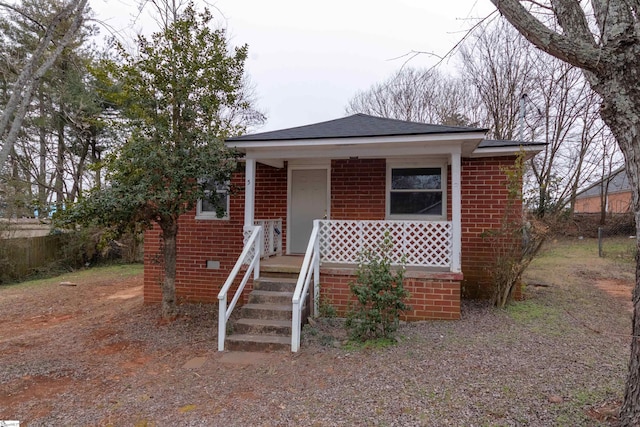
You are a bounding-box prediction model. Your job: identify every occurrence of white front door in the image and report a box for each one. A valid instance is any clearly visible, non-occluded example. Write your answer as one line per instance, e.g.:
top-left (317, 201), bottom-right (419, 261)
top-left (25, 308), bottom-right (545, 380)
top-left (290, 168), bottom-right (328, 254)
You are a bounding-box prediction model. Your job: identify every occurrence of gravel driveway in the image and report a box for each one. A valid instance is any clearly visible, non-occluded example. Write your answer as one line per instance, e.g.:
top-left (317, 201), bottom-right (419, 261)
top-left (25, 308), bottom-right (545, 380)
top-left (0, 239), bottom-right (633, 426)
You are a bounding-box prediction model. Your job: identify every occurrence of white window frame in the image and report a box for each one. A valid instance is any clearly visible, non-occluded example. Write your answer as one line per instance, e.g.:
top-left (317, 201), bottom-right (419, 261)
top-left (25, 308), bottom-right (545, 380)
top-left (386, 160), bottom-right (447, 220)
top-left (196, 180), bottom-right (230, 220)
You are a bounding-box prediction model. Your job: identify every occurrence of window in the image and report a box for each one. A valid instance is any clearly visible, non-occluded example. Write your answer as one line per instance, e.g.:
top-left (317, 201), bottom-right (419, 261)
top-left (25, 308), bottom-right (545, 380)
top-left (196, 180), bottom-right (230, 220)
top-left (387, 165), bottom-right (445, 219)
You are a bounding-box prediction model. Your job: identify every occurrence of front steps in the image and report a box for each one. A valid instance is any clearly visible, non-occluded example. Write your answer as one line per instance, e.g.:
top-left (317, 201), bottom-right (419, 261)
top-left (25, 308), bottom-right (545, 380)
top-left (225, 276), bottom-right (298, 352)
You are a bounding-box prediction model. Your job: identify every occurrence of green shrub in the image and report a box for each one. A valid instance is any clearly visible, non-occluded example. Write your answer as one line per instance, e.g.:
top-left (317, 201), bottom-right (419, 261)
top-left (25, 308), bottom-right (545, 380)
top-left (318, 295), bottom-right (337, 318)
top-left (345, 235), bottom-right (411, 341)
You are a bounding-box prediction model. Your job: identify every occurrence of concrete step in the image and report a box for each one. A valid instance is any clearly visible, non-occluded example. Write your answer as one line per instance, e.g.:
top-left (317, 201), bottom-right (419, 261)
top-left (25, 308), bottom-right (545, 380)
top-left (226, 334), bottom-right (290, 352)
top-left (241, 303), bottom-right (292, 320)
top-left (234, 318), bottom-right (292, 336)
top-left (248, 290), bottom-right (293, 305)
top-left (260, 271), bottom-right (300, 280)
top-left (253, 277), bottom-right (297, 292)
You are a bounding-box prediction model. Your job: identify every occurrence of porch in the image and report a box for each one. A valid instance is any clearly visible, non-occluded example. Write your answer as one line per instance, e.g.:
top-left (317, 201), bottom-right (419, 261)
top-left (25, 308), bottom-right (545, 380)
top-left (217, 218), bottom-right (462, 352)
top-left (218, 115), bottom-right (484, 352)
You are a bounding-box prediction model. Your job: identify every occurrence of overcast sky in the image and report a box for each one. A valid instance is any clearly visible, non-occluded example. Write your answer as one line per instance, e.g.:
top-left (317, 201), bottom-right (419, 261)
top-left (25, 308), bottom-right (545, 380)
top-left (91, 0), bottom-right (496, 132)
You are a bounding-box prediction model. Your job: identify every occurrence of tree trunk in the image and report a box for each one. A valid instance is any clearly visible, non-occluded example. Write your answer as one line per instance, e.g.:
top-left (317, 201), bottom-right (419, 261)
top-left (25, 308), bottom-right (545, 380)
top-left (160, 219), bottom-right (178, 320)
top-left (54, 110), bottom-right (65, 211)
top-left (622, 230), bottom-right (640, 424)
top-left (69, 134), bottom-right (89, 202)
top-left (483, 1), bottom-right (640, 423)
top-left (595, 72), bottom-right (640, 425)
top-left (38, 90), bottom-right (48, 215)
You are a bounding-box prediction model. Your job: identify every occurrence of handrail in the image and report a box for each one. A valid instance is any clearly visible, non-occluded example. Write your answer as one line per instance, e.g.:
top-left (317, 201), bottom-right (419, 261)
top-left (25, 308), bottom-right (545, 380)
top-left (291, 220), bottom-right (321, 352)
top-left (217, 225), bottom-right (262, 351)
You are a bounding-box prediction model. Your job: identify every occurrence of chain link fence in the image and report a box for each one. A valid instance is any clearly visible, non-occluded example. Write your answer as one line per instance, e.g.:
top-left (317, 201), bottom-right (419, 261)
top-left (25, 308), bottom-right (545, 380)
top-left (595, 213), bottom-right (637, 260)
top-left (565, 213), bottom-right (636, 261)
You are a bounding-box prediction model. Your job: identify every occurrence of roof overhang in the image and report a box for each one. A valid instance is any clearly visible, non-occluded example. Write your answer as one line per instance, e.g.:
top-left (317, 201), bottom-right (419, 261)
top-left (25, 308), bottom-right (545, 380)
top-left (227, 132), bottom-right (488, 163)
top-left (470, 143), bottom-right (547, 159)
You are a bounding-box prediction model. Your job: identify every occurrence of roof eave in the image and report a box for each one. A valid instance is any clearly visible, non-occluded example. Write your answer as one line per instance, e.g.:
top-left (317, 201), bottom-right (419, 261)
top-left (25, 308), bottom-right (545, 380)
top-left (469, 144), bottom-right (546, 159)
top-left (226, 132), bottom-right (488, 152)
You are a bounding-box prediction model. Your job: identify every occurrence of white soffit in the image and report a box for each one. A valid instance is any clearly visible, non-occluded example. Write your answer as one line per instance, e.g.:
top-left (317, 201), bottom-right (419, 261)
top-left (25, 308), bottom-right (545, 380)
top-left (230, 132), bottom-right (487, 160)
top-left (470, 144), bottom-right (546, 159)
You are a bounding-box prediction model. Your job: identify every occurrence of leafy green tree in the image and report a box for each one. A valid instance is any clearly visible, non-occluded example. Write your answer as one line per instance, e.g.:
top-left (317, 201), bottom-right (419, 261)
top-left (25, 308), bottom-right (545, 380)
top-left (66, 3), bottom-right (263, 319)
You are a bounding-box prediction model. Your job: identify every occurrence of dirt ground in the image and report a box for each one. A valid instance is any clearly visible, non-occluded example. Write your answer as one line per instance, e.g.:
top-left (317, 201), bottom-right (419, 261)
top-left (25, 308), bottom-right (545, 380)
top-left (0, 240), bottom-right (635, 426)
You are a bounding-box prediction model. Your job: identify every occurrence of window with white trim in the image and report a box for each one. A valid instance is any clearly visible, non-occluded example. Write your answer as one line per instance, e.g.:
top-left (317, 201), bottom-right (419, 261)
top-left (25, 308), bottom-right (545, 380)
top-left (196, 180), bottom-right (230, 220)
top-left (387, 164), bottom-right (445, 219)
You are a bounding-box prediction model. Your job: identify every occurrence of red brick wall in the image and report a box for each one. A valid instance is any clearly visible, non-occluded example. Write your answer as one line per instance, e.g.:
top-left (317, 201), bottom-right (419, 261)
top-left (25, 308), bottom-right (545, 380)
top-left (460, 156), bottom-right (520, 298)
top-left (331, 159), bottom-right (386, 220)
top-left (320, 271), bottom-right (461, 320)
top-left (143, 162), bottom-right (287, 304)
top-left (144, 156), bottom-right (520, 311)
top-left (255, 163), bottom-right (288, 247)
top-left (574, 192), bottom-right (632, 214)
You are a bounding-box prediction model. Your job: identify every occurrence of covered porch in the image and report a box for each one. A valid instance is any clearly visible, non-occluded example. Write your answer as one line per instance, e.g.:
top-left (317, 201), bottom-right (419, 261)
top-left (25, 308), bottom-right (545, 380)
top-left (217, 115), bottom-right (490, 351)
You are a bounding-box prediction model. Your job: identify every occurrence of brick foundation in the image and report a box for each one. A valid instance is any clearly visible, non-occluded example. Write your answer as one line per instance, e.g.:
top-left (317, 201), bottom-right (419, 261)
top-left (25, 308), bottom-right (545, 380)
top-left (320, 267), bottom-right (462, 320)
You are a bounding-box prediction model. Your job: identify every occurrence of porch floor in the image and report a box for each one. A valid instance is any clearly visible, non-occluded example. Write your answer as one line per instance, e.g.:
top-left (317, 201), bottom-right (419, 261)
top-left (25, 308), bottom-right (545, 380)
top-left (260, 255), bottom-right (459, 280)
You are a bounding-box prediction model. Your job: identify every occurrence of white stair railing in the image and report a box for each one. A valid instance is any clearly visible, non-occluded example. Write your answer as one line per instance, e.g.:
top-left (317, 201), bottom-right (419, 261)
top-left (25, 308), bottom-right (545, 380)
top-left (291, 220), bottom-right (320, 352)
top-left (217, 225), bottom-right (262, 351)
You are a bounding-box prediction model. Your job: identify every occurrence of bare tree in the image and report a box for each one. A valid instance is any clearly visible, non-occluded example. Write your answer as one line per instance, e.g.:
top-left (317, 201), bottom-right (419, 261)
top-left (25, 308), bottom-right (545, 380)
top-left (460, 17), bottom-right (620, 216)
top-left (488, 1), bottom-right (640, 423)
top-left (460, 18), bottom-right (534, 140)
top-left (525, 54), bottom-right (618, 215)
top-left (346, 67), bottom-right (479, 126)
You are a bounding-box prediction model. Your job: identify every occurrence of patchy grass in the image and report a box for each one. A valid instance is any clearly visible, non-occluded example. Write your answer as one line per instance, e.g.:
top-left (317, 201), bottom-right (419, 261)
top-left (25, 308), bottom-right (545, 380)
top-left (342, 337), bottom-right (398, 351)
top-left (0, 238), bottom-right (633, 426)
top-left (601, 236), bottom-right (637, 263)
top-left (525, 237), bottom-right (634, 286)
top-left (1, 263), bottom-right (143, 290)
top-left (506, 299), bottom-right (561, 328)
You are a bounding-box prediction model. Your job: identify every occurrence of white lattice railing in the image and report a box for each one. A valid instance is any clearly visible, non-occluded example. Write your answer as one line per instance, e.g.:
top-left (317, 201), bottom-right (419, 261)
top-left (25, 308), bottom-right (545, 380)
top-left (317, 219), bottom-right (452, 268)
top-left (255, 219), bottom-right (282, 258)
top-left (242, 219), bottom-right (282, 264)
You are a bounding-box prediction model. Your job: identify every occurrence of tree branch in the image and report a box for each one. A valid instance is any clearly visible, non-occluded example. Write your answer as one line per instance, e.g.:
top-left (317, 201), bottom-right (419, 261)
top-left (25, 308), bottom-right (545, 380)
top-left (0, 1), bottom-right (45, 32)
top-left (490, 0), bottom-right (606, 71)
top-left (0, 0), bottom-right (89, 168)
top-left (550, 0), bottom-right (597, 44)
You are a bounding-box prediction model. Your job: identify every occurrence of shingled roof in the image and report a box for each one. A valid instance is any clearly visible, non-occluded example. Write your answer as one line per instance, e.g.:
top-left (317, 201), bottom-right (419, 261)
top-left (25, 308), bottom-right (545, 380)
top-left (577, 168), bottom-right (631, 199)
top-left (228, 113), bottom-right (488, 142)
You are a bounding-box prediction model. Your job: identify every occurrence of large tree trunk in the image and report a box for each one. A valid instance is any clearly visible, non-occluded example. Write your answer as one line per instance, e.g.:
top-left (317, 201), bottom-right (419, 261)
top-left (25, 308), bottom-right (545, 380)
top-left (599, 79), bottom-right (640, 425)
top-left (160, 219), bottom-right (179, 320)
top-left (622, 234), bottom-right (640, 424)
top-left (484, 0), bottom-right (640, 423)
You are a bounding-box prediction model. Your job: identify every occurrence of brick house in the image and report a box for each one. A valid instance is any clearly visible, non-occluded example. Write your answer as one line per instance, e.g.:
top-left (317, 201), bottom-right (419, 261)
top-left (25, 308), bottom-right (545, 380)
top-left (574, 168), bottom-right (631, 214)
top-left (143, 114), bottom-right (544, 351)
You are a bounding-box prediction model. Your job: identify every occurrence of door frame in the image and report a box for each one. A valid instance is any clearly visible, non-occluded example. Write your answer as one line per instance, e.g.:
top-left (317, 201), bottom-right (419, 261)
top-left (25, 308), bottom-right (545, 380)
top-left (287, 160), bottom-right (331, 255)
